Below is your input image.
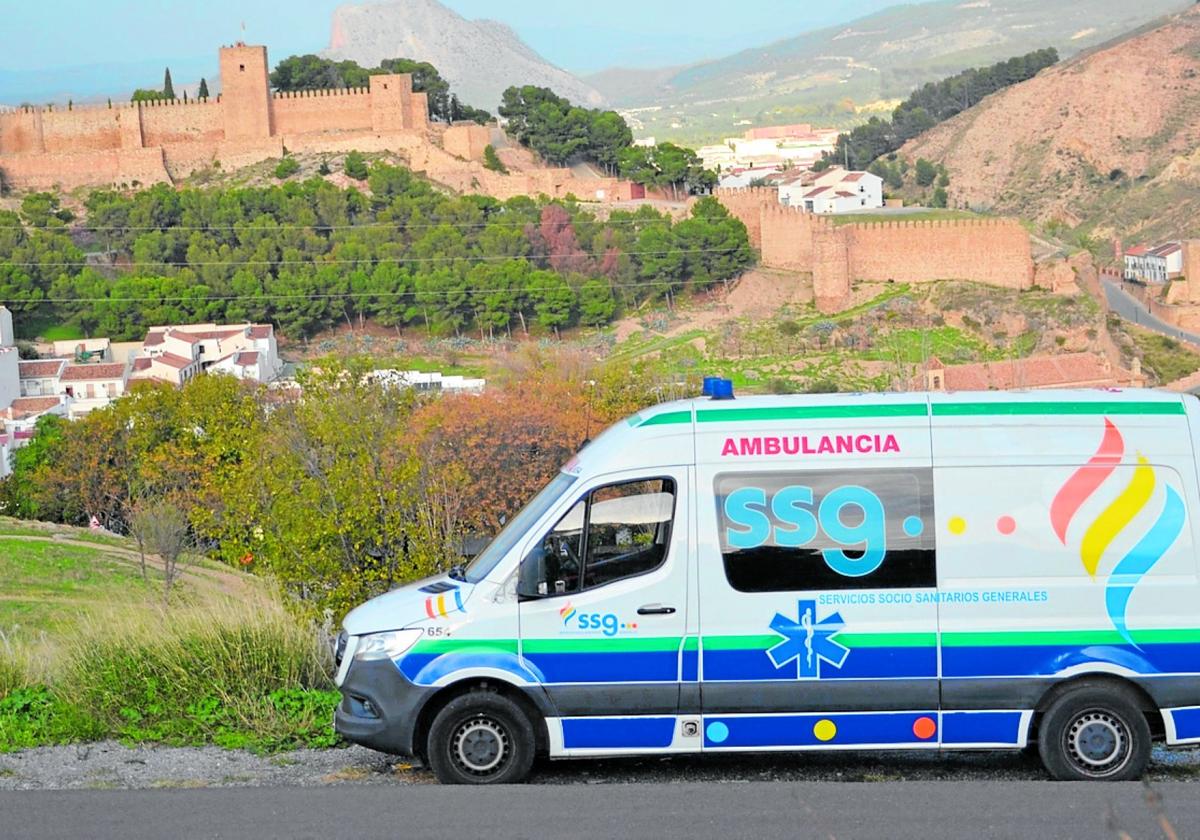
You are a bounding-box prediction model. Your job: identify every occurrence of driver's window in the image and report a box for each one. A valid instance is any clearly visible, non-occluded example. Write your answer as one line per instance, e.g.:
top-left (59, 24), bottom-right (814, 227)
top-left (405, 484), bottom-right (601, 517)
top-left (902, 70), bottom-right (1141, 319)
top-left (520, 478), bottom-right (676, 599)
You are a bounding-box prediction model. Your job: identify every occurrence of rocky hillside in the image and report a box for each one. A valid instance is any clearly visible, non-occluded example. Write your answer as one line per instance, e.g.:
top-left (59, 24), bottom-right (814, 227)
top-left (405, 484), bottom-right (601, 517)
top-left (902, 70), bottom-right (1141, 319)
top-left (902, 5), bottom-right (1200, 243)
top-left (590, 0), bottom-right (1188, 145)
top-left (324, 0), bottom-right (605, 112)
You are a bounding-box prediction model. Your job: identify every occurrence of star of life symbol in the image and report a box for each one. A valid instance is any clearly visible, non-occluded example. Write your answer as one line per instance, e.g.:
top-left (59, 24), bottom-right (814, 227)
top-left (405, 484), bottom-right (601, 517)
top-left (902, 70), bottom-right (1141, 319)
top-left (767, 600), bottom-right (850, 678)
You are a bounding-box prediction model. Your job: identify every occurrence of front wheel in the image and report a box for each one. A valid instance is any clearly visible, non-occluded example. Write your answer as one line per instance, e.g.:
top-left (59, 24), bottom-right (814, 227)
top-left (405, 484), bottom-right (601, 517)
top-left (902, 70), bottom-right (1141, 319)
top-left (426, 690), bottom-right (536, 785)
top-left (1037, 684), bottom-right (1152, 781)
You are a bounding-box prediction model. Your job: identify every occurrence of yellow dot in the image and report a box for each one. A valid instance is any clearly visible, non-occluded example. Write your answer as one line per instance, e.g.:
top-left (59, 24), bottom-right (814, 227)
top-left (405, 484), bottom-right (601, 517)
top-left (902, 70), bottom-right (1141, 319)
top-left (948, 517), bottom-right (967, 536)
top-left (813, 719), bottom-right (837, 742)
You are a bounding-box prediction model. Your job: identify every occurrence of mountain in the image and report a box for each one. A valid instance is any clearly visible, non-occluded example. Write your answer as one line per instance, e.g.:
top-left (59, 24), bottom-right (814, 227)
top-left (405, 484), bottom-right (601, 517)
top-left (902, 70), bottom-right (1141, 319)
top-left (901, 5), bottom-right (1200, 242)
top-left (324, 0), bottom-right (605, 112)
top-left (587, 0), bottom-right (1190, 145)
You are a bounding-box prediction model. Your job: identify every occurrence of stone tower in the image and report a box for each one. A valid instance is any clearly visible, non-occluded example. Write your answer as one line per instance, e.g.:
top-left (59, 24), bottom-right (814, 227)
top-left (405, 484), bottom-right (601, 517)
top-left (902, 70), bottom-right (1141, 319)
top-left (219, 43), bottom-right (272, 140)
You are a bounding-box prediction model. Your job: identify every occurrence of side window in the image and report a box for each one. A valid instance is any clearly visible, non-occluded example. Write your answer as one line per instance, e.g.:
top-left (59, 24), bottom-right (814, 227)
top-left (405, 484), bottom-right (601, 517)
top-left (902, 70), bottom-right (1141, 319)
top-left (716, 469), bottom-right (935, 593)
top-left (520, 478), bottom-right (676, 598)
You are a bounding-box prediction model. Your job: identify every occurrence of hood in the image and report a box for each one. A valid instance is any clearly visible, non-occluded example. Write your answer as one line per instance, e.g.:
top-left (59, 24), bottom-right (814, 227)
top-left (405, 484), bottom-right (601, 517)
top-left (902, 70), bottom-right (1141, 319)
top-left (342, 575), bottom-right (474, 636)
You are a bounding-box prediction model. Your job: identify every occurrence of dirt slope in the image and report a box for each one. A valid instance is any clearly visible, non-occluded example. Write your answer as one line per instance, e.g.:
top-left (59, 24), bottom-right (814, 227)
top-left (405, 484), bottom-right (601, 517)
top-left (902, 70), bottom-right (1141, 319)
top-left (902, 5), bottom-right (1200, 241)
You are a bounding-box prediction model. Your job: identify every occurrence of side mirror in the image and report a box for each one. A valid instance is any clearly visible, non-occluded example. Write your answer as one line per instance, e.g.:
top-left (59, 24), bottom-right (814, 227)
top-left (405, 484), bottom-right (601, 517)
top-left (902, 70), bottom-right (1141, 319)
top-left (517, 545), bottom-right (548, 600)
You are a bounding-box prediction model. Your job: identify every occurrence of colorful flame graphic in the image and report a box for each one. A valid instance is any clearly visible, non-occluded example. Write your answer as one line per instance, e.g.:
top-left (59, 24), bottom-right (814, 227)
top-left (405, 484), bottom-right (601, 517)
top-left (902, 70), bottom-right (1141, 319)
top-left (1049, 419), bottom-right (1185, 645)
top-left (559, 602), bottom-right (577, 625)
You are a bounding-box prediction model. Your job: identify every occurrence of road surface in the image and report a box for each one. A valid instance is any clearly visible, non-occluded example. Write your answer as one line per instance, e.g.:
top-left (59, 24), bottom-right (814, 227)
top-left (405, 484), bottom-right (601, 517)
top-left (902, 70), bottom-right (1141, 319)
top-left (3, 781), bottom-right (1196, 840)
top-left (1102, 277), bottom-right (1200, 345)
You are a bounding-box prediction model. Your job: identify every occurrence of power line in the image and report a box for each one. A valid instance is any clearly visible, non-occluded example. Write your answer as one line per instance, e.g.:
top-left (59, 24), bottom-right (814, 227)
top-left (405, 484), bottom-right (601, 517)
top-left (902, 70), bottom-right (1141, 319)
top-left (0, 246), bottom-right (746, 270)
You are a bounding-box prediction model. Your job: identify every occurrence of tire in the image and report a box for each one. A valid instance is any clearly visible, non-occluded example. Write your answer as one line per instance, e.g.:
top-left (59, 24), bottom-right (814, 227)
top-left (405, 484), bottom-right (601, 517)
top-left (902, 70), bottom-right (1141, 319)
top-left (1037, 684), bottom-right (1152, 781)
top-left (426, 690), bottom-right (536, 785)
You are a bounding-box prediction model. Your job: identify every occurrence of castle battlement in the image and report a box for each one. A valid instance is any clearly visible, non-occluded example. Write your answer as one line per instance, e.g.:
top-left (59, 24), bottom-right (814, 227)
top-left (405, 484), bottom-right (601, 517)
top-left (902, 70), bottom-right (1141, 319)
top-left (0, 42), bottom-right (429, 189)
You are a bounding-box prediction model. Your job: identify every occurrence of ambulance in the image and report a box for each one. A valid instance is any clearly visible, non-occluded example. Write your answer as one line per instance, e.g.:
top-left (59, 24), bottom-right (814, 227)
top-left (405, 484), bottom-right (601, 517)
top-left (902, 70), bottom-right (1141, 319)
top-left (334, 386), bottom-right (1200, 784)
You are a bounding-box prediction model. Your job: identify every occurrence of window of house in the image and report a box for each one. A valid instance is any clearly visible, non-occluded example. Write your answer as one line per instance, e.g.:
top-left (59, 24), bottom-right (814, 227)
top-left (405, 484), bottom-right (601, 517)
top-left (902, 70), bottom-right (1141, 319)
top-left (716, 469), bottom-right (936, 593)
top-left (85, 384), bottom-right (95, 399)
top-left (519, 478), bottom-right (676, 598)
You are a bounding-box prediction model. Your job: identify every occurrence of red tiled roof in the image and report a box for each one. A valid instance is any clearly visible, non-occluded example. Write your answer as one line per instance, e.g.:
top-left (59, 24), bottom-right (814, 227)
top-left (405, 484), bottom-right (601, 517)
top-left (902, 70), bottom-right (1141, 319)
top-left (835, 190), bottom-right (857, 198)
top-left (248, 325), bottom-right (272, 339)
top-left (166, 331), bottom-right (201, 344)
top-left (144, 331), bottom-right (165, 347)
top-left (842, 172), bottom-right (864, 182)
top-left (235, 351), bottom-right (259, 367)
top-left (1125, 246), bottom-right (1148, 257)
top-left (155, 352), bottom-right (195, 370)
top-left (18, 360), bottom-right (66, 379)
top-left (805, 186), bottom-right (831, 198)
top-left (60, 363), bottom-right (127, 382)
top-left (6, 397), bottom-right (62, 420)
top-left (131, 357), bottom-right (152, 372)
top-left (1150, 243), bottom-right (1182, 258)
top-left (189, 329), bottom-right (244, 340)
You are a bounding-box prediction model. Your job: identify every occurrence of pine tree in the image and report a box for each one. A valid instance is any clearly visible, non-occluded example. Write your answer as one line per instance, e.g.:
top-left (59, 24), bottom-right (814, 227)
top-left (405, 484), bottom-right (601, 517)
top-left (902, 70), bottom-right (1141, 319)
top-left (163, 68), bottom-right (175, 100)
top-left (198, 78), bottom-right (209, 100)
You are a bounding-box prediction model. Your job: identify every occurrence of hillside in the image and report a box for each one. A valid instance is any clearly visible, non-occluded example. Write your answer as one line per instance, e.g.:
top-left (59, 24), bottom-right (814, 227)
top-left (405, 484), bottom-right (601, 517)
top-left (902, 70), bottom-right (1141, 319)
top-left (324, 0), bottom-right (605, 112)
top-left (588, 0), bottom-right (1188, 145)
top-left (902, 5), bottom-right (1200, 243)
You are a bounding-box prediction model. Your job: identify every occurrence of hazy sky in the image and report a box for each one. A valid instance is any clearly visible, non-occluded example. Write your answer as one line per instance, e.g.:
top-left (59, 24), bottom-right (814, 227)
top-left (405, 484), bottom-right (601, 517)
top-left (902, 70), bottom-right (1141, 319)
top-left (0, 0), bottom-right (898, 76)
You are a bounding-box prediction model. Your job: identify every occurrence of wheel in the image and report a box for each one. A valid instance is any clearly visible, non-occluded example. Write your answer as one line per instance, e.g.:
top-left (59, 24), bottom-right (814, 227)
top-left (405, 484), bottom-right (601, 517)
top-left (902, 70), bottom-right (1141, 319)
top-left (1037, 684), bottom-right (1152, 781)
top-left (426, 690), bottom-right (536, 785)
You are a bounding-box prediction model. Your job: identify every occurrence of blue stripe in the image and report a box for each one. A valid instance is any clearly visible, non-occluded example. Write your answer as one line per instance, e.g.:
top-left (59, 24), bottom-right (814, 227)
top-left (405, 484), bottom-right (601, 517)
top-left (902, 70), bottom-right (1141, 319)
top-left (681, 647), bottom-right (699, 682)
top-left (561, 717), bottom-right (676, 749)
top-left (703, 712), bottom-right (937, 748)
top-left (941, 712), bottom-right (1024, 746)
top-left (399, 652), bottom-right (544, 686)
top-left (942, 643), bottom-right (1200, 678)
top-left (1170, 708), bottom-right (1200, 741)
top-left (524, 651), bottom-right (680, 683)
top-left (703, 646), bottom-right (936, 681)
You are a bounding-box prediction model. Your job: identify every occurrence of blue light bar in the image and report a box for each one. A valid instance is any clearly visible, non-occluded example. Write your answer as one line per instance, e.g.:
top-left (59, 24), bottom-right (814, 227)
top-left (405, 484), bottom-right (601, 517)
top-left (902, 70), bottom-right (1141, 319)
top-left (711, 379), bottom-right (735, 401)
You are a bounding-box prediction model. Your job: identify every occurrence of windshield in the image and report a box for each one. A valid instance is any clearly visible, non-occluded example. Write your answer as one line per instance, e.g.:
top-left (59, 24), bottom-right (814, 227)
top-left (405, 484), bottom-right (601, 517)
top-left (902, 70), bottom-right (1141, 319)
top-left (464, 472), bottom-right (578, 583)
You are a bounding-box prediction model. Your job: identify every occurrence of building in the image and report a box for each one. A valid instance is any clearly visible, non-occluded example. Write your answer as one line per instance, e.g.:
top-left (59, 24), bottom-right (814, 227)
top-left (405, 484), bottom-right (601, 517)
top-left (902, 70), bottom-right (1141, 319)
top-left (779, 168), bottom-right (885, 214)
top-left (58, 362), bottom-right (132, 418)
top-left (137, 323), bottom-right (282, 385)
top-left (0, 346), bottom-right (18, 414)
top-left (916, 353), bottom-right (1145, 392)
top-left (0, 43), bottom-right (430, 191)
top-left (0, 306), bottom-right (14, 348)
top-left (369, 370), bottom-right (486, 394)
top-left (1125, 242), bottom-right (1183, 284)
top-left (17, 358), bottom-right (67, 397)
top-left (700, 124), bottom-right (840, 173)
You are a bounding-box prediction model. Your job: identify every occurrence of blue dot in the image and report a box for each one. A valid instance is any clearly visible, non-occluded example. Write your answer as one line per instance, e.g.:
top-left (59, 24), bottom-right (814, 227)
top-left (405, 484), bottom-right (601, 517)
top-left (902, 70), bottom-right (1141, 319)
top-left (706, 721), bottom-right (729, 744)
top-left (903, 516), bottom-right (925, 538)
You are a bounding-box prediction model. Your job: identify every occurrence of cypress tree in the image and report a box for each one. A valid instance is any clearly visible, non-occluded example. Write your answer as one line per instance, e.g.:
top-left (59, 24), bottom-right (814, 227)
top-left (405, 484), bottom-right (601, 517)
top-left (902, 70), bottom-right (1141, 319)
top-left (163, 68), bottom-right (175, 100)
top-left (198, 77), bottom-right (209, 99)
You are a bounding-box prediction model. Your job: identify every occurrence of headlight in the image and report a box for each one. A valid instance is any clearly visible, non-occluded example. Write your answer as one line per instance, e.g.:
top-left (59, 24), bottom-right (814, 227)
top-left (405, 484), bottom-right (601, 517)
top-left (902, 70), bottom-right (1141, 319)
top-left (353, 629), bottom-right (423, 662)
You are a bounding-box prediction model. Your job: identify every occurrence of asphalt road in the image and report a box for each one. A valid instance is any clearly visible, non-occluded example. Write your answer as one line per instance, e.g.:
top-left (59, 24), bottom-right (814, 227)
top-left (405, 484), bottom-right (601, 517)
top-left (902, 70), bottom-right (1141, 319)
top-left (3, 781), bottom-right (1196, 840)
top-left (1102, 277), bottom-right (1200, 345)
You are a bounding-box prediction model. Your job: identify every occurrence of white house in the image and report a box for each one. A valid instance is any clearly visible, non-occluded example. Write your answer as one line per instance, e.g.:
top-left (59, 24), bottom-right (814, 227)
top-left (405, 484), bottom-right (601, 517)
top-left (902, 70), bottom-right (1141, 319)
top-left (0, 346), bottom-right (19, 415)
top-left (18, 359), bottom-right (67, 397)
top-left (0, 306), bottom-right (14, 349)
top-left (780, 168), bottom-right (885, 214)
top-left (58, 361), bottom-right (132, 418)
top-left (1125, 243), bottom-right (1183, 284)
top-left (139, 323), bottom-right (282, 384)
top-left (369, 370), bottom-right (486, 394)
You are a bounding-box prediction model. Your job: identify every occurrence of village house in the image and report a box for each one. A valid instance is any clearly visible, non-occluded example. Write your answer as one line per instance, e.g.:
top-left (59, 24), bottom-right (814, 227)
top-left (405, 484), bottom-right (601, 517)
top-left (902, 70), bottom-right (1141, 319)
top-left (18, 359), bottom-right (67, 397)
top-left (916, 353), bottom-right (1145, 392)
top-left (779, 168), bottom-right (885, 214)
top-left (59, 361), bottom-right (132, 418)
top-left (1125, 242), bottom-right (1184, 284)
top-left (136, 323), bottom-right (282, 385)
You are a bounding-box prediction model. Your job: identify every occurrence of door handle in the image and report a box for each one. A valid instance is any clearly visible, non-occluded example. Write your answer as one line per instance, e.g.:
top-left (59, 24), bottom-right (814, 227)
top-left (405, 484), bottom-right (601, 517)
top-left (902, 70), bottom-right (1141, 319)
top-left (637, 604), bottom-right (677, 616)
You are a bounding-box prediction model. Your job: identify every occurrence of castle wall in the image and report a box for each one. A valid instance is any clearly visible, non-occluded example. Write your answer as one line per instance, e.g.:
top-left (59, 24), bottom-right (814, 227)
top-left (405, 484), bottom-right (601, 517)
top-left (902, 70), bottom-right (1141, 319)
top-left (0, 110), bottom-right (43, 155)
top-left (713, 187), bottom-right (775, 250)
top-left (39, 107), bottom-right (123, 153)
top-left (220, 45), bottom-right (272, 140)
top-left (0, 147), bottom-right (169, 190)
top-left (271, 89), bottom-right (374, 136)
top-left (140, 99), bottom-right (223, 146)
top-left (760, 204), bottom-right (828, 272)
top-left (846, 219), bottom-right (1034, 289)
top-left (443, 123), bottom-right (490, 162)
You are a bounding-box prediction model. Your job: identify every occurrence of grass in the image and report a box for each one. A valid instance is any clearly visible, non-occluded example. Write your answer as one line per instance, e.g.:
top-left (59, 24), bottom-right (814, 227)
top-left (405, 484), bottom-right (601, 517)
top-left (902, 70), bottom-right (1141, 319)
top-left (39, 324), bottom-right (85, 342)
top-left (831, 210), bottom-right (978, 226)
top-left (0, 522), bottom-right (340, 754)
top-left (1130, 327), bottom-right (1200, 385)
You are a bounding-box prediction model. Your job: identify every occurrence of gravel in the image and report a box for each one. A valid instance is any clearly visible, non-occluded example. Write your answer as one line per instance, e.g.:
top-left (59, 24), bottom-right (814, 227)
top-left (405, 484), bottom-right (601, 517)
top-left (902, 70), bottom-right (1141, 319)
top-left (2, 743), bottom-right (1197, 790)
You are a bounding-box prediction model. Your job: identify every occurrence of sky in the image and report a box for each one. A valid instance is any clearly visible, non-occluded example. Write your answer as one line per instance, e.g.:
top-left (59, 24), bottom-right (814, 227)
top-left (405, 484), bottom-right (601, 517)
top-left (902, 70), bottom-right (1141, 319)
top-left (0, 0), bottom-right (897, 100)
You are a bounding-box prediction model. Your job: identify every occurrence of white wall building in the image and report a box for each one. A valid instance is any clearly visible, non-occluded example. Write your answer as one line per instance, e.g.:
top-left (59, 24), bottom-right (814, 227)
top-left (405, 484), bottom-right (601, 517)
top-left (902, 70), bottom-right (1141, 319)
top-left (369, 370), bottom-right (486, 394)
top-left (780, 168), bottom-right (885, 214)
top-left (0, 346), bottom-right (19, 415)
top-left (0, 306), bottom-right (14, 349)
top-left (1125, 243), bottom-right (1183, 284)
top-left (58, 361), bottom-right (132, 418)
top-left (18, 359), bottom-right (67, 397)
top-left (138, 323), bottom-right (282, 384)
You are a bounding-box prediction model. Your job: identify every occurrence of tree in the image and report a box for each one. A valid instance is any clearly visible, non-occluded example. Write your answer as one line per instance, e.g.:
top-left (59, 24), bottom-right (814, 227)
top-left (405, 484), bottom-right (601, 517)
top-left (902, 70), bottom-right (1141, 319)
top-left (343, 151), bottom-right (369, 181)
top-left (274, 157), bottom-right (300, 180)
top-left (131, 498), bottom-right (192, 603)
top-left (931, 187), bottom-right (949, 208)
top-left (499, 85), bottom-right (632, 168)
top-left (915, 158), bottom-right (938, 187)
top-left (198, 77), bottom-right (210, 99)
top-left (578, 278), bottom-right (615, 326)
top-left (131, 89), bottom-right (164, 102)
top-left (162, 67), bottom-right (175, 100)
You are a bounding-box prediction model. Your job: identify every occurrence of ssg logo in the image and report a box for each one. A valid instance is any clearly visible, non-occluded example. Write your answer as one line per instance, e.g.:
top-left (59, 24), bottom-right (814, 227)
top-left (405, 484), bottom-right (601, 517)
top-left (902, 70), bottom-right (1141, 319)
top-left (767, 600), bottom-right (849, 679)
top-left (560, 602), bottom-right (637, 637)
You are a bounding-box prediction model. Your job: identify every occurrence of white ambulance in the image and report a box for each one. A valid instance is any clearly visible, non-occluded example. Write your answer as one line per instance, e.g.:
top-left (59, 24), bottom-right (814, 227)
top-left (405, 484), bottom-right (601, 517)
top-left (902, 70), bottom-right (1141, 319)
top-left (334, 387), bottom-right (1200, 784)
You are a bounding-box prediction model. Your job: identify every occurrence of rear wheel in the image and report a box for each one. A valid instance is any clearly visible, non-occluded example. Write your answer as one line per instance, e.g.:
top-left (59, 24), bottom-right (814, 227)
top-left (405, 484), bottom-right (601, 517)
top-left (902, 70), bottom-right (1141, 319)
top-left (426, 690), bottom-right (536, 785)
top-left (1037, 685), bottom-right (1151, 781)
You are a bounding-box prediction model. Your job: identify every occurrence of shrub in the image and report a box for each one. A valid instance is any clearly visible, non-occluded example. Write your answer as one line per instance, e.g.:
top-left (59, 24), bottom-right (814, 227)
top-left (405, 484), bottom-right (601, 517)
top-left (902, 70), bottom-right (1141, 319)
top-left (343, 151), bottom-right (369, 181)
top-left (274, 157), bottom-right (300, 180)
top-left (483, 145), bottom-right (508, 174)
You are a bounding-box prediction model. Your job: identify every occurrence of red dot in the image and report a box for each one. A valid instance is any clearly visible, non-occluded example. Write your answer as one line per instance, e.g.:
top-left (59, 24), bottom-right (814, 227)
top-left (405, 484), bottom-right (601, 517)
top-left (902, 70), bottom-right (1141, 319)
top-left (997, 516), bottom-right (1016, 536)
top-left (913, 717), bottom-right (937, 740)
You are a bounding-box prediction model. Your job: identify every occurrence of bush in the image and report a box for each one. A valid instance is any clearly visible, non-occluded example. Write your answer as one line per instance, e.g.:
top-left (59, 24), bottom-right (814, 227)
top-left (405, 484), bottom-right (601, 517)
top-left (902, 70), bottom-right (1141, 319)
top-left (274, 157), bottom-right (300, 180)
top-left (343, 151), bottom-right (369, 181)
top-left (483, 145), bottom-right (508, 174)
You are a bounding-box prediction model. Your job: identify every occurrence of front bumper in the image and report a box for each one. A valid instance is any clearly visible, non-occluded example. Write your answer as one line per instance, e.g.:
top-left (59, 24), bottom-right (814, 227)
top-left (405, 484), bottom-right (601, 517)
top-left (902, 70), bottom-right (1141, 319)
top-left (334, 657), bottom-right (437, 757)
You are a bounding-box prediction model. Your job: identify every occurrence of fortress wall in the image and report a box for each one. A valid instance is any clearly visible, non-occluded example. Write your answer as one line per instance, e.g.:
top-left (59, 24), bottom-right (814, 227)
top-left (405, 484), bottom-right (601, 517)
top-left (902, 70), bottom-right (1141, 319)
top-left (39, 106), bottom-right (126, 153)
top-left (844, 219), bottom-right (1034, 289)
top-left (409, 92), bottom-right (429, 132)
top-left (0, 110), bottom-right (45, 154)
top-left (714, 187), bottom-right (777, 249)
top-left (140, 99), bottom-right (223, 146)
top-left (443, 123), bottom-right (490, 161)
top-left (759, 204), bottom-right (833, 272)
top-left (0, 147), bottom-right (169, 190)
top-left (271, 89), bottom-right (374, 136)
top-left (812, 226), bottom-right (852, 313)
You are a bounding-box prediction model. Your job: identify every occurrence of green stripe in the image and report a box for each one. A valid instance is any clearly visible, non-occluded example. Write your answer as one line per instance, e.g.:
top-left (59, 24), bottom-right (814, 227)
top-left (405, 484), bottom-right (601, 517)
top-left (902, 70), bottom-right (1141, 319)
top-left (638, 411), bottom-right (693, 427)
top-left (412, 639), bottom-right (519, 655)
top-left (933, 401), bottom-right (1184, 417)
top-left (683, 637), bottom-right (699, 652)
top-left (696, 405), bottom-right (928, 423)
top-left (943, 628), bottom-right (1200, 647)
top-left (521, 636), bottom-right (683, 654)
